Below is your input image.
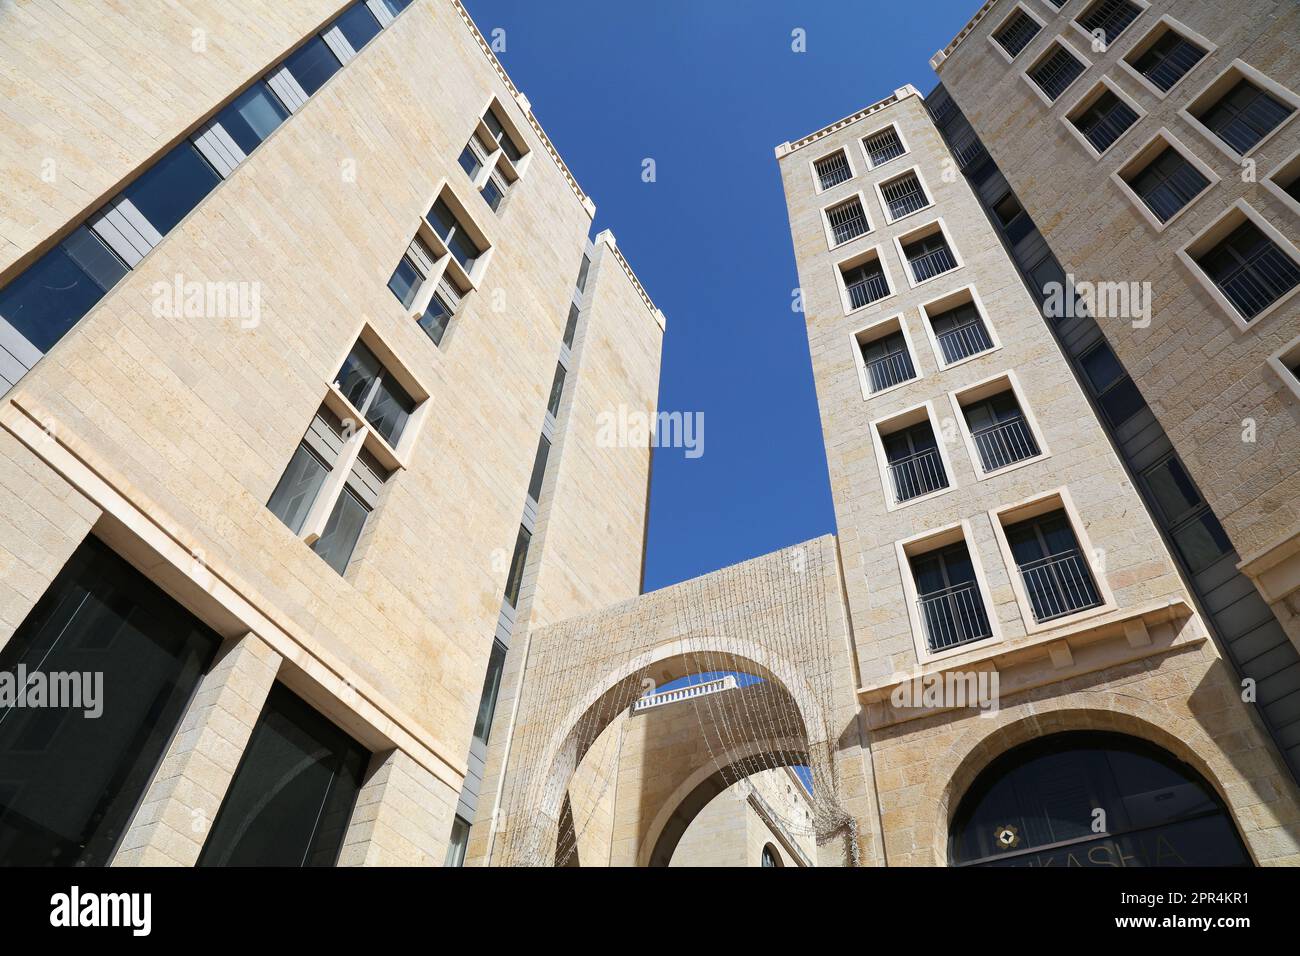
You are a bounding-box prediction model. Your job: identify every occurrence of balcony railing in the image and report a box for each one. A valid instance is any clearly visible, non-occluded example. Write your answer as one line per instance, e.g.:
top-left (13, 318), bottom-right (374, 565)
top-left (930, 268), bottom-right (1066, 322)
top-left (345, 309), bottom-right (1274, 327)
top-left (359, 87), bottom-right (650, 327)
top-left (936, 320), bottom-right (993, 364)
top-left (884, 182), bottom-right (928, 219)
top-left (847, 272), bottom-right (890, 309)
top-left (1018, 550), bottom-right (1101, 622)
top-left (887, 447), bottom-right (947, 502)
top-left (865, 350), bottom-right (914, 392)
top-left (971, 415), bottom-right (1038, 472)
top-left (908, 246), bottom-right (958, 282)
top-left (1213, 245), bottom-right (1300, 321)
top-left (917, 581), bottom-right (992, 652)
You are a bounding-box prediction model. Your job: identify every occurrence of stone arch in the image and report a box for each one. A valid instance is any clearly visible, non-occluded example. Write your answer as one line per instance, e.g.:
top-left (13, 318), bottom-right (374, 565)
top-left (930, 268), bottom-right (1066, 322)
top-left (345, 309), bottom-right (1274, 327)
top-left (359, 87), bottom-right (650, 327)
top-left (922, 693), bottom-right (1262, 866)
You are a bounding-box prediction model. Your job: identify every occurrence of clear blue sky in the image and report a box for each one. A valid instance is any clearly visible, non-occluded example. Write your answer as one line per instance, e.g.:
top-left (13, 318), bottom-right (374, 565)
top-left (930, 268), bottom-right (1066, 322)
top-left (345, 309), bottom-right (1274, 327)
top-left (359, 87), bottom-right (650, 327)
top-left (464, 0), bottom-right (979, 591)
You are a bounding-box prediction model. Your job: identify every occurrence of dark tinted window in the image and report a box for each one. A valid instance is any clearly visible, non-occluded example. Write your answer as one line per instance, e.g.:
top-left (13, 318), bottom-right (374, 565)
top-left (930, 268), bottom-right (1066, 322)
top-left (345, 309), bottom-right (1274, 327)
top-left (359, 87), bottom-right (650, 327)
top-left (0, 537), bottom-right (221, 865)
top-left (198, 684), bottom-right (369, 866)
top-left (562, 303), bottom-right (581, 348)
top-left (1131, 29), bottom-right (1206, 92)
top-left (1198, 79), bottom-right (1294, 155)
top-left (473, 640), bottom-right (508, 744)
top-left (332, 2), bottom-right (381, 51)
top-left (311, 486), bottom-right (370, 575)
top-left (122, 141), bottom-right (220, 235)
top-left (1196, 220), bottom-right (1300, 321)
top-left (527, 435), bottom-right (550, 503)
top-left (546, 364), bottom-right (566, 417)
top-left (503, 525), bottom-right (531, 609)
top-left (418, 291), bottom-right (453, 347)
top-left (1128, 146), bottom-right (1209, 222)
top-left (267, 443), bottom-right (328, 534)
top-left (1080, 343), bottom-right (1146, 427)
top-left (214, 82), bottom-right (288, 155)
top-left (387, 256), bottom-right (422, 309)
top-left (283, 36), bottom-right (342, 97)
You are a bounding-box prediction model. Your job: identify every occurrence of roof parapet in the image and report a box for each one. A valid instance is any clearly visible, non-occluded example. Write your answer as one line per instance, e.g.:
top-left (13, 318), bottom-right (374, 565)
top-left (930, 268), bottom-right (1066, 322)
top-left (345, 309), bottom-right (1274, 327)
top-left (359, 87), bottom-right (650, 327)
top-left (934, 0), bottom-right (999, 71)
top-left (775, 85), bottom-right (923, 157)
top-left (594, 229), bottom-right (665, 330)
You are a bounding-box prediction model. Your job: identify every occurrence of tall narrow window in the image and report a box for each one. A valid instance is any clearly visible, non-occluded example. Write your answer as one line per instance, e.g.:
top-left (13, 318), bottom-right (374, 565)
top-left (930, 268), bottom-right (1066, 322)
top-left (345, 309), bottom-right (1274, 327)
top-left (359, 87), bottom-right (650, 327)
top-left (562, 303), bottom-right (581, 348)
top-left (198, 684), bottom-right (369, 867)
top-left (473, 640), bottom-right (508, 745)
top-left (546, 364), bottom-right (566, 417)
top-left (911, 540), bottom-right (992, 652)
top-left (576, 254), bottom-right (592, 292)
top-left (445, 816), bottom-right (471, 867)
top-left (426, 198), bottom-right (483, 272)
top-left (0, 537), bottom-right (222, 865)
top-left (1003, 509), bottom-right (1102, 623)
top-left (527, 435), bottom-right (551, 503)
top-left (503, 526), bottom-right (531, 609)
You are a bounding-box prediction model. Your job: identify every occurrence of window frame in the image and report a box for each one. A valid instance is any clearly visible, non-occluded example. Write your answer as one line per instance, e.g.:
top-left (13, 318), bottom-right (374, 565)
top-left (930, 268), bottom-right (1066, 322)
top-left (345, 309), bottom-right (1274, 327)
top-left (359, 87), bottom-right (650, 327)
top-left (809, 146), bottom-right (857, 195)
top-left (1110, 127), bottom-right (1219, 233)
top-left (821, 191), bottom-right (873, 250)
top-left (988, 2), bottom-right (1047, 64)
top-left (873, 163), bottom-right (934, 225)
top-left (857, 121), bottom-right (911, 171)
top-left (869, 399), bottom-right (959, 512)
top-left (1262, 146), bottom-right (1300, 219)
top-left (917, 284), bottom-right (1002, 372)
top-left (1069, 0), bottom-right (1148, 53)
top-left (850, 312), bottom-right (923, 400)
top-left (1021, 38), bottom-right (1092, 107)
top-left (947, 369), bottom-right (1051, 481)
top-left (1178, 59), bottom-right (1300, 164)
top-left (1060, 77), bottom-right (1145, 158)
top-left (834, 244), bottom-right (897, 316)
top-left (893, 217), bottom-right (965, 290)
top-left (1117, 14), bottom-right (1215, 100)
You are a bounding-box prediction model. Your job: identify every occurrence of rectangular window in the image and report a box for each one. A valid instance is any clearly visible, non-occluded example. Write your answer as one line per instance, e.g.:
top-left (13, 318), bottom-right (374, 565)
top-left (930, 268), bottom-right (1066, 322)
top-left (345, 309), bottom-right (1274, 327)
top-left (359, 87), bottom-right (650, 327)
top-left (527, 435), bottom-right (550, 503)
top-left (418, 278), bottom-right (459, 348)
top-left (546, 364), bottom-right (566, 417)
top-left (121, 140), bottom-right (221, 236)
top-left (1076, 0), bottom-right (1142, 45)
top-left (880, 172), bottom-right (929, 220)
top-left (860, 328), bottom-right (916, 393)
top-left (843, 260), bottom-right (891, 310)
top-left (863, 126), bottom-right (906, 166)
top-left (910, 541), bottom-right (992, 652)
top-left (882, 420), bottom-right (948, 502)
top-left (426, 198), bottom-right (483, 273)
top-left (387, 255), bottom-right (424, 309)
top-left (1194, 220), bottom-right (1300, 322)
top-left (961, 390), bottom-right (1040, 472)
top-left (0, 536), bottom-right (221, 865)
top-left (903, 232), bottom-right (958, 283)
top-left (483, 108), bottom-right (524, 164)
top-left (562, 303), bottom-right (581, 348)
top-left (473, 640), bottom-right (508, 745)
top-left (331, 1), bottom-right (382, 53)
top-left (1125, 145), bottom-right (1210, 223)
top-left (503, 525), bottom-right (531, 609)
top-left (994, 10), bottom-right (1041, 58)
top-left (445, 816), bottom-right (471, 867)
top-left (576, 254), bottom-right (592, 293)
top-left (1079, 342), bottom-right (1146, 427)
top-left (814, 150), bottom-right (852, 190)
top-left (1070, 89), bottom-right (1139, 153)
top-left (198, 684), bottom-right (369, 866)
top-left (459, 139), bottom-right (485, 179)
top-left (1029, 45), bottom-right (1086, 102)
top-left (336, 340), bottom-right (416, 447)
top-left (481, 170), bottom-right (508, 211)
top-left (929, 300), bottom-right (993, 365)
top-left (1195, 78), bottom-right (1294, 155)
top-left (992, 192), bottom-right (1034, 244)
top-left (826, 197), bottom-right (869, 245)
top-left (1003, 509), bottom-right (1102, 623)
top-left (282, 35), bottom-right (342, 97)
top-left (1141, 456), bottom-right (1232, 574)
top-left (267, 443), bottom-right (330, 534)
top-left (1128, 27), bottom-right (1206, 92)
top-left (212, 81), bottom-right (289, 155)
top-left (310, 484), bottom-right (371, 575)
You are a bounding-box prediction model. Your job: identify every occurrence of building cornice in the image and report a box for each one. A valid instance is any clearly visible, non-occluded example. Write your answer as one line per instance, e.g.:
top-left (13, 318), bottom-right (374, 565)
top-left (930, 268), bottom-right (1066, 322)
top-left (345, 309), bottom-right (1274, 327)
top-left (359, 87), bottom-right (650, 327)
top-left (595, 229), bottom-right (666, 328)
top-left (774, 85), bottom-right (923, 158)
top-left (930, 0), bottom-right (999, 71)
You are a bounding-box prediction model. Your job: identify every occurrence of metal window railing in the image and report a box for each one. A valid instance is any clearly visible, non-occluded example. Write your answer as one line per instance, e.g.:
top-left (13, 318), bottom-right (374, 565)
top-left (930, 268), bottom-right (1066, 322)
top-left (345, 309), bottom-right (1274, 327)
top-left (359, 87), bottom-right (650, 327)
top-left (846, 271), bottom-right (890, 309)
top-left (1031, 48), bottom-right (1084, 100)
top-left (1139, 37), bottom-right (1205, 92)
top-left (1078, 99), bottom-right (1138, 153)
top-left (908, 246), bottom-right (957, 282)
top-left (1018, 550), bottom-right (1101, 622)
top-left (1135, 158), bottom-right (1208, 223)
top-left (816, 152), bottom-right (852, 190)
top-left (865, 350), bottom-right (915, 391)
top-left (917, 581), bottom-right (992, 652)
top-left (1213, 244), bottom-right (1300, 320)
top-left (1077, 0), bottom-right (1140, 44)
top-left (882, 176), bottom-right (928, 219)
top-left (971, 415), bottom-right (1039, 471)
top-left (936, 320), bottom-right (993, 364)
top-left (995, 13), bottom-right (1040, 57)
top-left (888, 446), bottom-right (947, 502)
top-left (864, 128), bottom-right (906, 167)
top-left (827, 200), bottom-right (869, 244)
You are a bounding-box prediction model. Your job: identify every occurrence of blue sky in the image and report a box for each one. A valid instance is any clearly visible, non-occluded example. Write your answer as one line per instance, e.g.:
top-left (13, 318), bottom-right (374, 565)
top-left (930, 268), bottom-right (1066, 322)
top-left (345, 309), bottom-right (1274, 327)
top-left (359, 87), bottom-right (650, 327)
top-left (464, 0), bottom-right (980, 591)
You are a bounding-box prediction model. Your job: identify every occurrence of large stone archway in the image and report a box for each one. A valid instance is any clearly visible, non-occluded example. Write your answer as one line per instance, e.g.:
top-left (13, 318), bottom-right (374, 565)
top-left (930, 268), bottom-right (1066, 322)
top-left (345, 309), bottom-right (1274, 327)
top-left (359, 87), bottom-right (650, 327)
top-left (472, 537), bottom-right (882, 867)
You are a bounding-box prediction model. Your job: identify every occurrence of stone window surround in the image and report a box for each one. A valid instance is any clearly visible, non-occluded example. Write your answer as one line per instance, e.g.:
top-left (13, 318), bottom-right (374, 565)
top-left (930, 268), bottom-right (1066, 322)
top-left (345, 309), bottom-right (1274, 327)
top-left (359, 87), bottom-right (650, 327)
top-left (1174, 197), bottom-right (1300, 333)
top-left (833, 243), bottom-right (898, 316)
top-left (1068, 0), bottom-right (1150, 54)
top-left (946, 367), bottom-right (1051, 482)
top-left (892, 216), bottom-right (966, 290)
top-left (916, 283), bottom-right (1003, 372)
top-left (1020, 36), bottom-right (1094, 109)
top-left (1178, 58), bottom-right (1300, 166)
top-left (871, 162), bottom-right (935, 226)
top-left (463, 95), bottom-right (529, 215)
top-left (417, 177), bottom-right (497, 293)
top-left (849, 311), bottom-right (923, 401)
top-left (1060, 74), bottom-right (1146, 159)
top-left (1262, 145), bottom-right (1300, 219)
top-left (1117, 13), bottom-right (1217, 101)
top-left (856, 120), bottom-right (912, 172)
top-left (820, 189), bottom-right (874, 251)
top-left (1267, 330), bottom-right (1300, 406)
top-left (894, 517), bottom-right (1005, 666)
top-left (987, 1), bottom-right (1047, 65)
top-left (868, 398), bottom-right (959, 513)
top-left (987, 485), bottom-right (1119, 636)
top-left (1109, 126), bottom-right (1219, 233)
top-left (808, 145), bottom-right (859, 196)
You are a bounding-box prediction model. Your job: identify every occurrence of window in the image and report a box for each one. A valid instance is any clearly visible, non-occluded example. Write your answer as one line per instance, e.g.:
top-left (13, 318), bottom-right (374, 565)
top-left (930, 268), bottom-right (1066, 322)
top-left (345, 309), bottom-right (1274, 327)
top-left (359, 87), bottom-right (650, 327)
top-left (761, 845), bottom-right (782, 867)
top-left (198, 684), bottom-right (369, 866)
top-left (902, 230), bottom-right (959, 283)
top-left (330, 1), bottom-right (382, 54)
top-left (859, 327), bottom-right (916, 393)
top-left (1069, 88), bottom-right (1139, 154)
top-left (826, 197), bottom-right (869, 245)
top-left (0, 537), bottom-right (221, 865)
top-left (546, 363), bottom-right (566, 417)
top-left (483, 108), bottom-right (524, 164)
top-left (842, 258), bottom-right (891, 310)
top-left (814, 150), bottom-right (852, 190)
top-left (1193, 77), bottom-right (1294, 155)
top-left (927, 297), bottom-right (994, 365)
top-left (863, 126), bottom-right (906, 167)
top-left (1002, 508), bottom-right (1102, 623)
top-left (0, 226), bottom-right (127, 352)
top-left (211, 81), bottom-right (289, 155)
top-left (282, 35), bottom-right (342, 97)
top-left (481, 167), bottom-right (509, 212)
top-left (387, 249), bottom-right (425, 309)
top-left (336, 340), bottom-right (416, 448)
top-left (576, 254), bottom-right (592, 292)
top-left (473, 640), bottom-right (508, 745)
top-left (390, 229), bottom-right (463, 347)
top-left (1193, 219), bottom-right (1300, 323)
top-left (527, 435), bottom-right (550, 503)
top-left (267, 443), bottom-right (329, 534)
top-left (910, 540), bottom-right (992, 653)
top-left (992, 192), bottom-right (1034, 244)
top-left (503, 525), bottom-right (531, 609)
top-left (960, 389), bottom-right (1040, 472)
top-left (1075, 0), bottom-right (1142, 45)
top-left (562, 303), bottom-right (581, 348)
top-left (1141, 456), bottom-right (1232, 574)
top-left (1028, 44), bottom-right (1086, 102)
top-left (882, 419), bottom-right (948, 503)
top-left (120, 140), bottom-right (221, 236)
top-left (1079, 341), bottom-right (1146, 427)
top-left (1126, 24), bottom-right (1207, 93)
top-left (879, 171), bottom-right (929, 220)
top-left (993, 9), bottom-right (1041, 58)
top-left (445, 816), bottom-right (471, 867)
top-left (459, 139), bottom-right (485, 179)
top-left (426, 197), bottom-right (483, 273)
top-left (1122, 144), bottom-right (1210, 223)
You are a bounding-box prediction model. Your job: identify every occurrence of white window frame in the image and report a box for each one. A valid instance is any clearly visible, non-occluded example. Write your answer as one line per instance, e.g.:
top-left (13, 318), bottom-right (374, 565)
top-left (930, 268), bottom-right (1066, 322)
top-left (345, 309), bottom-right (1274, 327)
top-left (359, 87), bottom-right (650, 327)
top-left (1117, 14), bottom-right (1216, 100)
top-left (1267, 331), bottom-right (1300, 404)
top-left (1178, 59), bottom-right (1300, 165)
top-left (893, 217), bottom-right (965, 290)
top-left (895, 518), bottom-right (1004, 665)
top-left (1060, 75), bottom-right (1146, 159)
top-left (988, 2), bottom-right (1047, 64)
top-left (1109, 127), bottom-right (1218, 233)
top-left (809, 146), bottom-right (858, 195)
top-left (1021, 37), bottom-right (1093, 108)
top-left (917, 284), bottom-right (1002, 372)
top-left (857, 121), bottom-right (912, 171)
top-left (850, 312), bottom-right (923, 400)
top-left (872, 163), bottom-right (934, 225)
top-left (947, 368), bottom-right (1051, 481)
top-left (821, 190), bottom-right (873, 250)
top-left (988, 486), bottom-right (1117, 635)
top-left (1175, 198), bottom-right (1300, 332)
top-left (870, 399), bottom-right (958, 512)
top-left (1262, 146), bottom-right (1300, 219)
top-left (834, 244), bottom-right (897, 316)
top-left (1068, 0), bottom-right (1149, 55)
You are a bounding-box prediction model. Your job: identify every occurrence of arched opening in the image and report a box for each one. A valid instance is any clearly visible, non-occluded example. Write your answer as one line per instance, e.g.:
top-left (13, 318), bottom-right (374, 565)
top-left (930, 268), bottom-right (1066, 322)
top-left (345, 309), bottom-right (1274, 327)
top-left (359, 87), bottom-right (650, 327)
top-left (761, 843), bottom-right (783, 867)
top-left (948, 731), bottom-right (1251, 867)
